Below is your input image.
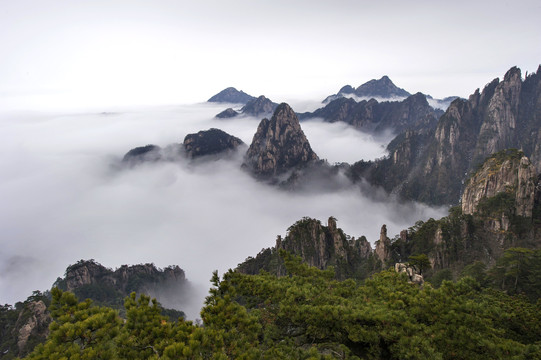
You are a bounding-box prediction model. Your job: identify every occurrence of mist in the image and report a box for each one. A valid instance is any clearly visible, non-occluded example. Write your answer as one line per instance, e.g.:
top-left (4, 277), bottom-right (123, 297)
top-left (0, 102), bottom-right (446, 319)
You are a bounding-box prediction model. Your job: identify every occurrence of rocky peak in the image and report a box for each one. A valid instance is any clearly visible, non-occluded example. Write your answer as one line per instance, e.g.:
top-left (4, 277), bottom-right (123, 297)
top-left (236, 216), bottom-right (374, 280)
top-left (354, 75), bottom-right (411, 98)
top-left (208, 87), bottom-right (255, 104)
top-left (240, 95), bottom-right (278, 117)
top-left (461, 149), bottom-right (537, 218)
top-left (64, 259), bottom-right (111, 291)
top-left (474, 68), bottom-right (522, 159)
top-left (243, 103), bottom-right (319, 178)
top-left (183, 128), bottom-right (244, 158)
top-left (375, 224), bottom-right (391, 263)
top-left (338, 85), bottom-right (355, 94)
top-left (58, 259), bottom-right (188, 305)
top-left (215, 108), bottom-right (239, 118)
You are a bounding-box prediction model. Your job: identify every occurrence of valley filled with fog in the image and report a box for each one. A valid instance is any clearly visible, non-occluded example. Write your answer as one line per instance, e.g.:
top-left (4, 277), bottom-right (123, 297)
top-left (0, 102), bottom-right (446, 318)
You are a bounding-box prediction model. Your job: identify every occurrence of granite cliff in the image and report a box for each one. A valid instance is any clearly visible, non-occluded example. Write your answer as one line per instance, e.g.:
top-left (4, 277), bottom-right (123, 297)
top-left (243, 103), bottom-right (319, 178)
top-left (54, 260), bottom-right (188, 319)
top-left (236, 217), bottom-right (377, 279)
top-left (350, 65), bottom-right (541, 205)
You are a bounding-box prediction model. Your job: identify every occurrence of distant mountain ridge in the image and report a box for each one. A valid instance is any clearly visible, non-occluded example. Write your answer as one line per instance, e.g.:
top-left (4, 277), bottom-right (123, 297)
top-left (323, 75), bottom-right (411, 103)
top-left (207, 87), bottom-right (255, 104)
top-left (300, 92), bottom-right (443, 134)
top-left (215, 95), bottom-right (279, 119)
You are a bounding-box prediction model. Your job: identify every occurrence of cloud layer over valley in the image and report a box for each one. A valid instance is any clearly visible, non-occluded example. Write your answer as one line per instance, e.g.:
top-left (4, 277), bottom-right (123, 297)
top-left (0, 103), bottom-right (445, 318)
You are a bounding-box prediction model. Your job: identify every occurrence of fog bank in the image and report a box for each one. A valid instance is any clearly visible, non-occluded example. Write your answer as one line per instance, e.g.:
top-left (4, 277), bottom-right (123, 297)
top-left (0, 103), bottom-right (445, 318)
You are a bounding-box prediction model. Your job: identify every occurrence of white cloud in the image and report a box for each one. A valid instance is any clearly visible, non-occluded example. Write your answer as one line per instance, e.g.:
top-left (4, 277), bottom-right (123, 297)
top-left (0, 103), bottom-right (445, 318)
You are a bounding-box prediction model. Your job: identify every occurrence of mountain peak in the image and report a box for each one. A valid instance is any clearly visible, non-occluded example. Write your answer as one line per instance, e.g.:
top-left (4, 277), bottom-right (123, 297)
top-left (208, 87), bottom-right (255, 104)
top-left (243, 103), bottom-right (318, 177)
top-left (354, 76), bottom-right (411, 98)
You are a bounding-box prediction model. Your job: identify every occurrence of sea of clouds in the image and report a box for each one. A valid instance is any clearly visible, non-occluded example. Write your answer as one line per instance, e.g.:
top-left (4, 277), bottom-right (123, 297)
top-left (0, 101), bottom-right (446, 318)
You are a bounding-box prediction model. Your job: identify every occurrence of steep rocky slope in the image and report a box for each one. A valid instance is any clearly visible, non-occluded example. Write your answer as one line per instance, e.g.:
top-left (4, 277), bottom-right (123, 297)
top-left (243, 103), bottom-right (319, 178)
top-left (461, 149), bottom-right (536, 217)
top-left (239, 150), bottom-right (541, 284)
top-left (237, 216), bottom-right (377, 279)
top-left (54, 260), bottom-right (188, 319)
top-left (351, 65), bottom-right (541, 205)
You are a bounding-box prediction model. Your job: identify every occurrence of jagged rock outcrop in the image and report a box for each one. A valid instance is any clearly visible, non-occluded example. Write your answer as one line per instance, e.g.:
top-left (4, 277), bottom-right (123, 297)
top-left (240, 95), bottom-right (278, 117)
top-left (461, 150), bottom-right (537, 217)
top-left (243, 103), bottom-right (319, 178)
top-left (301, 92), bottom-right (442, 134)
top-left (236, 217), bottom-right (376, 280)
top-left (0, 294), bottom-right (52, 358)
top-left (60, 259), bottom-right (185, 293)
top-left (183, 128), bottom-right (244, 158)
top-left (395, 263), bottom-right (424, 285)
top-left (15, 301), bottom-right (50, 354)
top-left (208, 87), bottom-right (255, 104)
top-left (375, 225), bottom-right (392, 263)
top-left (56, 260), bottom-right (188, 317)
top-left (351, 65), bottom-right (541, 206)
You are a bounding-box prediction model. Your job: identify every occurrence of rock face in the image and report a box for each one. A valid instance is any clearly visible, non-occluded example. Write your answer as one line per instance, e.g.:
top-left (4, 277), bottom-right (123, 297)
top-left (301, 92), bottom-right (442, 134)
top-left (183, 128), bottom-right (244, 158)
top-left (0, 294), bottom-right (52, 358)
top-left (243, 103), bottom-right (319, 177)
top-left (375, 225), bottom-right (392, 263)
top-left (351, 65), bottom-right (541, 206)
top-left (240, 95), bottom-right (278, 117)
top-left (56, 260), bottom-right (188, 316)
top-left (395, 263), bottom-right (424, 285)
top-left (15, 301), bottom-right (50, 354)
top-left (461, 150), bottom-right (537, 217)
top-left (208, 87), bottom-right (255, 104)
top-left (236, 217), bottom-right (376, 280)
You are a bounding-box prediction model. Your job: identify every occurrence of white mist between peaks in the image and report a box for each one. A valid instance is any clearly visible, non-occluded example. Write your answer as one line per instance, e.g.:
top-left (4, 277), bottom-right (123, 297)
top-left (0, 102), bottom-right (446, 319)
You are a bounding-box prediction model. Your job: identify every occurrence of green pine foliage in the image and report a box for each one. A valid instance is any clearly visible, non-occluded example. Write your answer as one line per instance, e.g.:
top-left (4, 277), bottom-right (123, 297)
top-left (24, 251), bottom-right (541, 359)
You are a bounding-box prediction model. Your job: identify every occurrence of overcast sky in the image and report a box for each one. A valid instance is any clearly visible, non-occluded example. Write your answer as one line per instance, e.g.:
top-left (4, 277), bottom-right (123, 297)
top-left (1, 0), bottom-right (540, 109)
top-left (0, 0), bottom-right (540, 315)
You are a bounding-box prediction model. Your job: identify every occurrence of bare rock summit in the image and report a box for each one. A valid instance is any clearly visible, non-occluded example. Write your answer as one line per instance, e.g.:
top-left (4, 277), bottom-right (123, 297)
top-left (243, 103), bottom-right (319, 177)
